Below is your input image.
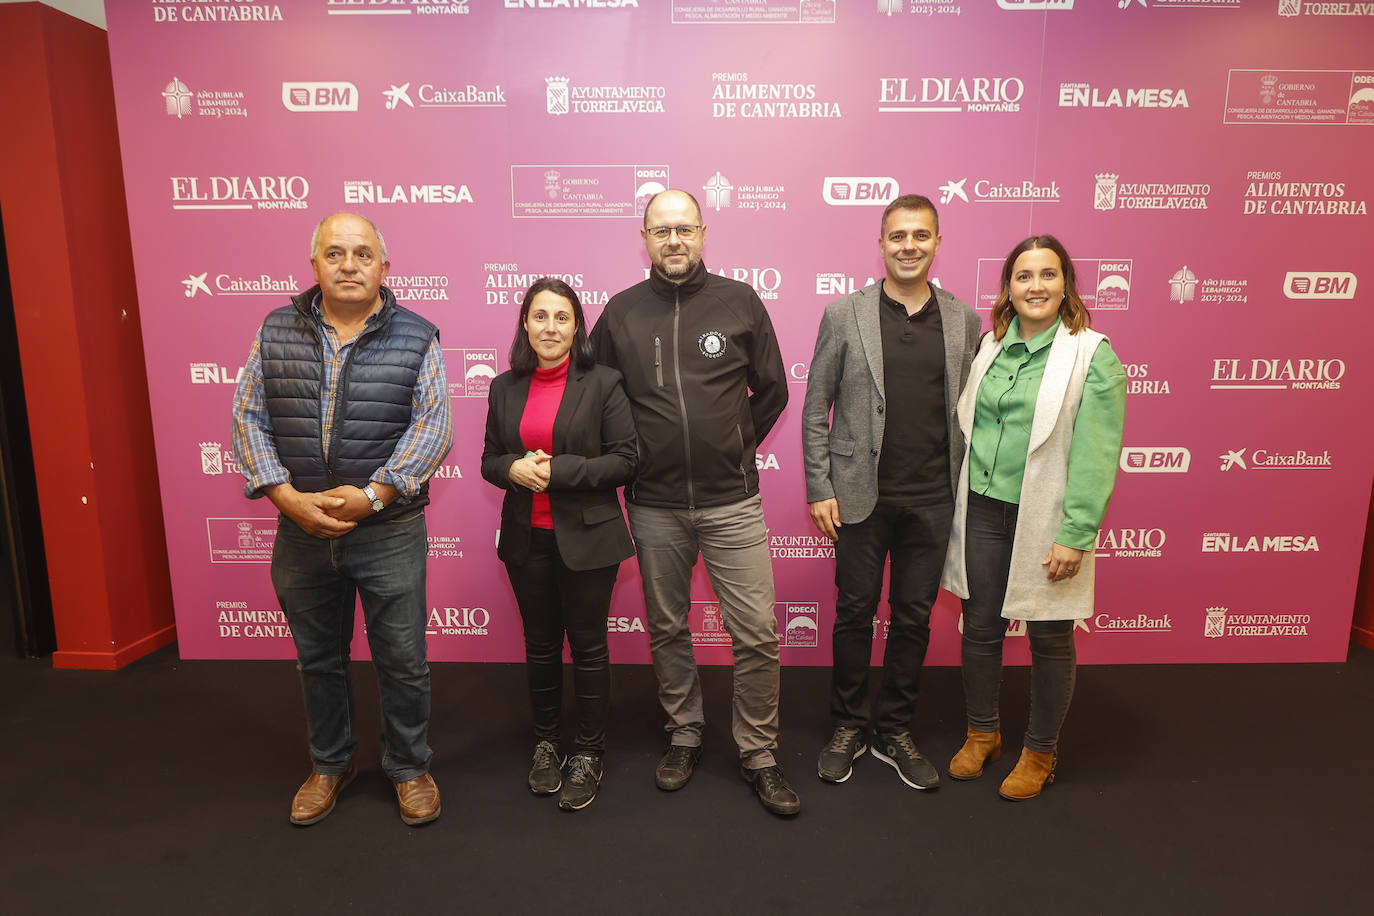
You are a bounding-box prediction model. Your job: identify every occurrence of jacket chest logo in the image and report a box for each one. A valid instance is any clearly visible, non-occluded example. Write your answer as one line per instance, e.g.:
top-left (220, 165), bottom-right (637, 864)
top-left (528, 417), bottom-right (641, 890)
top-left (698, 330), bottom-right (727, 359)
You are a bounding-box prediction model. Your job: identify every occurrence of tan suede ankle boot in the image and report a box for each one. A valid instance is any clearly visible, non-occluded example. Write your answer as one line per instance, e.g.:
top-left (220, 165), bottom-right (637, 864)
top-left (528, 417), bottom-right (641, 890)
top-left (998, 747), bottom-right (1057, 801)
top-left (948, 728), bottom-right (1002, 780)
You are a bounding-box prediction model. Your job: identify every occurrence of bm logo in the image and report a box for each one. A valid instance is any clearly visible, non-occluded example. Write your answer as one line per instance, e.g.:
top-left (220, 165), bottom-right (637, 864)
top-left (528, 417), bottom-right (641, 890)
top-left (1119, 447), bottom-right (1191, 474)
top-left (1283, 272), bottom-right (1356, 300)
top-left (281, 82), bottom-right (358, 112)
top-left (823, 177), bottom-right (899, 207)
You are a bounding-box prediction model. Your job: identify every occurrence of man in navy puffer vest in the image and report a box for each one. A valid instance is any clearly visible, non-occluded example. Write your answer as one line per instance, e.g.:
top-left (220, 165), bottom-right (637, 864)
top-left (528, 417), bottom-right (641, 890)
top-left (232, 213), bottom-right (452, 826)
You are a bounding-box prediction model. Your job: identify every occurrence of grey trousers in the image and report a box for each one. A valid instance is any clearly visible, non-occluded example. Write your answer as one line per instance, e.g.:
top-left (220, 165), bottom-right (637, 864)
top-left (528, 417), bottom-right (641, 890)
top-left (627, 494), bottom-right (780, 768)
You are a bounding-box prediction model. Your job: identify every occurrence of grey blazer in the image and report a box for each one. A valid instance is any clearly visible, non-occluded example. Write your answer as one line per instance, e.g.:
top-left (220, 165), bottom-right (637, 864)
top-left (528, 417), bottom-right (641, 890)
top-left (801, 282), bottom-right (982, 524)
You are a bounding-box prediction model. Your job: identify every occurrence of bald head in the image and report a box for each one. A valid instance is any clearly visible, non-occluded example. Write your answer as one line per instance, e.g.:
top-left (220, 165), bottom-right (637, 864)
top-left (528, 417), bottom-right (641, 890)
top-left (643, 189), bottom-right (703, 228)
top-left (310, 212), bottom-right (388, 263)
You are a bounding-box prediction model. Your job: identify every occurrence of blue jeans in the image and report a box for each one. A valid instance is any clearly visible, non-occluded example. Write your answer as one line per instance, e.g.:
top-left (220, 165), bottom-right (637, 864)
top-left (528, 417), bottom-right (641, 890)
top-left (271, 508), bottom-right (432, 782)
top-left (961, 491), bottom-right (1076, 753)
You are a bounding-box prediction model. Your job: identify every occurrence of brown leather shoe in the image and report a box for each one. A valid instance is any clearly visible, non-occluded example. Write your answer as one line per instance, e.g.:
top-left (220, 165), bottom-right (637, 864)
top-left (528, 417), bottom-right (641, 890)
top-left (948, 728), bottom-right (1002, 781)
top-left (998, 747), bottom-right (1057, 801)
top-left (395, 773), bottom-right (441, 825)
top-left (289, 761), bottom-right (357, 826)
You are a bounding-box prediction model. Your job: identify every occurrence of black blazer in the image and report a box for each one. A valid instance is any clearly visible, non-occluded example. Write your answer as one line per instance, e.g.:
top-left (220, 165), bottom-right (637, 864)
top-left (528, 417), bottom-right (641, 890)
top-left (481, 362), bottom-right (636, 570)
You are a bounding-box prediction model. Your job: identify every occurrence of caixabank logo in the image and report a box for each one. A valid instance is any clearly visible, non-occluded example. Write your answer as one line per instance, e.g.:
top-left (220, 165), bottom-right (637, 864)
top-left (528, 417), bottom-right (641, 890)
top-left (181, 271), bottom-right (299, 298)
top-left (1217, 446), bottom-right (1333, 472)
top-left (937, 175), bottom-right (1060, 205)
top-left (381, 80), bottom-right (505, 111)
top-left (1091, 611), bottom-right (1172, 634)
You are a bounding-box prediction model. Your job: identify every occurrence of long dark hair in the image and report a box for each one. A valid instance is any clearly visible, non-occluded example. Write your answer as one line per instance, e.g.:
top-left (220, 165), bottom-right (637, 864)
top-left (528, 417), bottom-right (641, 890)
top-left (508, 276), bottom-right (595, 376)
top-left (991, 234), bottom-right (1092, 341)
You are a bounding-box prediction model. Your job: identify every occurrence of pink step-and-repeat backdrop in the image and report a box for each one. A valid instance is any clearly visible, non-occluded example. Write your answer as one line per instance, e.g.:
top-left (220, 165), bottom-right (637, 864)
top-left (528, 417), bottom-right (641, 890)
top-left (107, 0), bottom-right (1373, 664)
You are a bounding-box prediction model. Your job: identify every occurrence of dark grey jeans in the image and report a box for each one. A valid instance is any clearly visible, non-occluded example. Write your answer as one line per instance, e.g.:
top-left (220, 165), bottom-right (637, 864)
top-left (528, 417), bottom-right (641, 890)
top-left (960, 491), bottom-right (1076, 753)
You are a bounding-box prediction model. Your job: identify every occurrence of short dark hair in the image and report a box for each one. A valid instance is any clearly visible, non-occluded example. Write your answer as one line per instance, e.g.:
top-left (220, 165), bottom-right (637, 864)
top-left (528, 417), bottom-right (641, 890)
top-left (991, 234), bottom-right (1092, 341)
top-left (880, 194), bottom-right (939, 236)
top-left (508, 277), bottom-right (596, 376)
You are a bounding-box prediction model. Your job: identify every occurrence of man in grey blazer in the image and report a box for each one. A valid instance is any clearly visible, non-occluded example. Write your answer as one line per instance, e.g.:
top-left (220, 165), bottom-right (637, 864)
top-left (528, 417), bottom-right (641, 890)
top-left (801, 194), bottom-right (980, 790)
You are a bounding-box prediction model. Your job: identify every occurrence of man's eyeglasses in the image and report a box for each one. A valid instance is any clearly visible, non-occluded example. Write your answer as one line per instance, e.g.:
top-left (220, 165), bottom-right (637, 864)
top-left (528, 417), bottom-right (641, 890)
top-left (645, 225), bottom-right (702, 241)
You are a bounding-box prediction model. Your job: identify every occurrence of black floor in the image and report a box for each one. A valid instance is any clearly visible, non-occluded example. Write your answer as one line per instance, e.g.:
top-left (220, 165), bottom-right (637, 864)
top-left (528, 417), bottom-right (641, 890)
top-left (3, 645), bottom-right (1371, 914)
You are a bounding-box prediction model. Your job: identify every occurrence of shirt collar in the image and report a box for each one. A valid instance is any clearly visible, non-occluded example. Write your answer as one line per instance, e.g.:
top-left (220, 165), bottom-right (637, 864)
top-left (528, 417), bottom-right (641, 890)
top-left (1005, 315), bottom-right (1061, 355)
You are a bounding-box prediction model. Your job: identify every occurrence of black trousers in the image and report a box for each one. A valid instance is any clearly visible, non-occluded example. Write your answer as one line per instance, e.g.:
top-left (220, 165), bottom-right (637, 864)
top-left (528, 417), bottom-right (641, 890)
top-left (504, 528), bottom-right (619, 754)
top-left (829, 500), bottom-right (953, 736)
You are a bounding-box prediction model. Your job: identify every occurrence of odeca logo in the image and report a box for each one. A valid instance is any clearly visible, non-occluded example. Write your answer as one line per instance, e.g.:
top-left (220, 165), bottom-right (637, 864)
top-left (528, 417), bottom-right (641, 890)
top-left (823, 177), bottom-right (898, 206)
top-left (1119, 447), bottom-right (1190, 473)
top-left (281, 82), bottom-right (357, 112)
top-left (1283, 271), bottom-right (1356, 299)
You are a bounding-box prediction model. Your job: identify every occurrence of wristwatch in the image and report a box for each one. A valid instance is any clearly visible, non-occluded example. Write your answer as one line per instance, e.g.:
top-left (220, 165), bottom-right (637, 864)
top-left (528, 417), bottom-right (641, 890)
top-left (363, 484), bottom-right (385, 514)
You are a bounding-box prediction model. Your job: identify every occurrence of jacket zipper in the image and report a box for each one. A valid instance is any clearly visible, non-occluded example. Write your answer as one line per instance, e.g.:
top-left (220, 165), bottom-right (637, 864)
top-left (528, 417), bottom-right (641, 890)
top-left (671, 292), bottom-right (695, 509)
top-left (654, 336), bottom-right (664, 387)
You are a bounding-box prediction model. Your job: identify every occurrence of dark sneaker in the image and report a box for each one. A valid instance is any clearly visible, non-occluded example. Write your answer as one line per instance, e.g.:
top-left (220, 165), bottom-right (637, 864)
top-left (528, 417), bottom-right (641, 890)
top-left (558, 754), bottom-right (603, 811)
top-left (741, 764), bottom-right (801, 816)
top-left (528, 740), bottom-right (563, 795)
top-left (655, 744), bottom-right (701, 791)
top-left (872, 732), bottom-right (940, 790)
top-left (817, 726), bottom-right (868, 783)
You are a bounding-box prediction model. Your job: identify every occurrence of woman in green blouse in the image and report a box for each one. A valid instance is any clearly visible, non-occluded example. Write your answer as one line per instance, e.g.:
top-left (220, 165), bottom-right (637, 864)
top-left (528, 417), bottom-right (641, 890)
top-left (940, 235), bottom-right (1126, 800)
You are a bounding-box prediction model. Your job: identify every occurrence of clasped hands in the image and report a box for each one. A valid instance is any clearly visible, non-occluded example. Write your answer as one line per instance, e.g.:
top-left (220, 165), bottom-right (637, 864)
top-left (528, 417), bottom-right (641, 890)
top-left (266, 481), bottom-right (397, 539)
top-left (508, 449), bottom-right (552, 493)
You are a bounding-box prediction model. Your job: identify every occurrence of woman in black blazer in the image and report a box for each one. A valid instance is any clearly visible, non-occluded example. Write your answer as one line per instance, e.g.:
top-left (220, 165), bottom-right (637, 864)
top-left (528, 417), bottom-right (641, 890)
top-left (480, 277), bottom-right (636, 812)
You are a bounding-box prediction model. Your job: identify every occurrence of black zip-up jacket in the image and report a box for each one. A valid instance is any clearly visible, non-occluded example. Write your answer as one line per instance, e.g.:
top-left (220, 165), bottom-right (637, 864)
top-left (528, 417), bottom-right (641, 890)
top-left (590, 261), bottom-right (787, 509)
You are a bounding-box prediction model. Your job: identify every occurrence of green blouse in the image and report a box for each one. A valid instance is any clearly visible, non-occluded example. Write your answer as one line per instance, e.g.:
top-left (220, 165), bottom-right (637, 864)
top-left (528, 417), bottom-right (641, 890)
top-left (966, 316), bottom-right (1126, 551)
